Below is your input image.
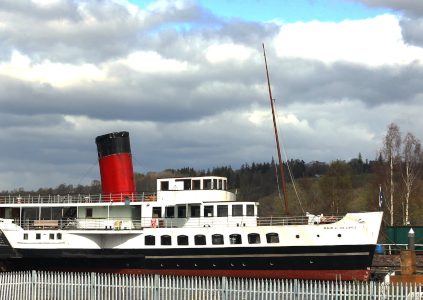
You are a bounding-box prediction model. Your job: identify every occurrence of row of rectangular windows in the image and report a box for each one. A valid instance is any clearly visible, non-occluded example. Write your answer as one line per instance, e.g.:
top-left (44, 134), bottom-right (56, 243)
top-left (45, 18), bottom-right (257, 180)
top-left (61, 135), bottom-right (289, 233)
top-left (23, 233), bottom-right (62, 240)
top-left (152, 204), bottom-right (255, 219)
top-left (144, 233), bottom-right (279, 246)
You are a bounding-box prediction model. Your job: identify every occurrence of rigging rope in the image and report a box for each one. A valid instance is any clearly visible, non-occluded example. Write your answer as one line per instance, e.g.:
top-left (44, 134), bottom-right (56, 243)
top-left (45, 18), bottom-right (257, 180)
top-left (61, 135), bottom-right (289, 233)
top-left (272, 98), bottom-right (305, 214)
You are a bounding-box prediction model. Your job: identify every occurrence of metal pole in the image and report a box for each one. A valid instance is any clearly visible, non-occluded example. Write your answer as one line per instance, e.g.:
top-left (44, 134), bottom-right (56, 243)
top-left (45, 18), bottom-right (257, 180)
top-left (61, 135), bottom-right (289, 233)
top-left (262, 43), bottom-right (289, 214)
top-left (408, 228), bottom-right (415, 251)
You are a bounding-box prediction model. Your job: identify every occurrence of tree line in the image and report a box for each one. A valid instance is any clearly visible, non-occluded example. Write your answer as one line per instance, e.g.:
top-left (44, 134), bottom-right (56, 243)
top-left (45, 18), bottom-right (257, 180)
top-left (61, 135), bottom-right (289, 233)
top-left (2, 123), bottom-right (421, 225)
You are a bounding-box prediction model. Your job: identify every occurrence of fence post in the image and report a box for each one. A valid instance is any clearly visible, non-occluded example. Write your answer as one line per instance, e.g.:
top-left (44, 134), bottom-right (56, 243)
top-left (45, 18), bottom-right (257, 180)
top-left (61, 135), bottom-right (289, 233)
top-left (221, 276), bottom-right (227, 300)
top-left (90, 272), bottom-right (96, 300)
top-left (31, 270), bottom-right (37, 300)
top-left (154, 274), bottom-right (160, 300)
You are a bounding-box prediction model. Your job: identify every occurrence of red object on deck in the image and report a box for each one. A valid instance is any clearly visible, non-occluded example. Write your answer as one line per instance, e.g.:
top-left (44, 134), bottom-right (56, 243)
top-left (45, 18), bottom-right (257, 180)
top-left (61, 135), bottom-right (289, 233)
top-left (96, 132), bottom-right (136, 202)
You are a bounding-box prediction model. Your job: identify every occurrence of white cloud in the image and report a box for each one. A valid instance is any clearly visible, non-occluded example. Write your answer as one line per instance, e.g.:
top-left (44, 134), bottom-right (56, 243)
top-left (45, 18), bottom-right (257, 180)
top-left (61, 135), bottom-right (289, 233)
top-left (274, 14), bottom-right (423, 66)
top-left (0, 51), bottom-right (106, 87)
top-left (205, 43), bottom-right (254, 63)
top-left (117, 51), bottom-right (191, 73)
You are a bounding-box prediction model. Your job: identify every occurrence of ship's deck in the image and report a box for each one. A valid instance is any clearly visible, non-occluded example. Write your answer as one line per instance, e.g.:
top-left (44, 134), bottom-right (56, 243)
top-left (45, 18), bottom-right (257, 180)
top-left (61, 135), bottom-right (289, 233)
top-left (0, 193), bottom-right (157, 205)
top-left (1, 215), bottom-right (343, 231)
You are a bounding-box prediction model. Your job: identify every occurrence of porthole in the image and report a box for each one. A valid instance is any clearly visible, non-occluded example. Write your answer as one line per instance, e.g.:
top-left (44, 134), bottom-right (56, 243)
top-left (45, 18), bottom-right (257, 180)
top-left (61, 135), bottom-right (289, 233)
top-left (266, 233), bottom-right (279, 243)
top-left (145, 235), bottom-right (155, 246)
top-left (177, 235), bottom-right (188, 246)
top-left (296, 235), bottom-right (300, 239)
top-left (337, 234), bottom-right (342, 238)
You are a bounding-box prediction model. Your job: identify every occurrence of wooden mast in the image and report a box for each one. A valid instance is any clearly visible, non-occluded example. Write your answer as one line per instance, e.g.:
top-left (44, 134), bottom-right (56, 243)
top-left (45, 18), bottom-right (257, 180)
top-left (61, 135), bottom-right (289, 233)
top-left (262, 43), bottom-right (289, 214)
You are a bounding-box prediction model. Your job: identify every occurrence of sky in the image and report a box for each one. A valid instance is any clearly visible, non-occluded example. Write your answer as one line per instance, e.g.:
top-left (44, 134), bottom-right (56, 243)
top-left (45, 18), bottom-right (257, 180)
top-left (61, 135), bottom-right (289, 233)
top-left (0, 0), bottom-right (422, 191)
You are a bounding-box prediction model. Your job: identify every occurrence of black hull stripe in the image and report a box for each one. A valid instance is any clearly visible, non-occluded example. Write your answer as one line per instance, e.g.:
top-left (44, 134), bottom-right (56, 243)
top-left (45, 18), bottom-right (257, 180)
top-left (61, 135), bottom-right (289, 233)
top-left (146, 252), bottom-right (370, 259)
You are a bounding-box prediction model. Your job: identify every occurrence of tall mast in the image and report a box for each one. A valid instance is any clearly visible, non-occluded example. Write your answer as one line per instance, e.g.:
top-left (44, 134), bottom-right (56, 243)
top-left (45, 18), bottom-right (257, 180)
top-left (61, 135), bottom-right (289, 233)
top-left (262, 43), bottom-right (289, 214)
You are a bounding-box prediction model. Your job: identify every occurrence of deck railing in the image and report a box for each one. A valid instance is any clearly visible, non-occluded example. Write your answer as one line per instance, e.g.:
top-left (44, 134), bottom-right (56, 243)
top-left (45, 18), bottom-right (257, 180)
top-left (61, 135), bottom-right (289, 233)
top-left (5, 214), bottom-right (342, 231)
top-left (0, 193), bottom-right (157, 205)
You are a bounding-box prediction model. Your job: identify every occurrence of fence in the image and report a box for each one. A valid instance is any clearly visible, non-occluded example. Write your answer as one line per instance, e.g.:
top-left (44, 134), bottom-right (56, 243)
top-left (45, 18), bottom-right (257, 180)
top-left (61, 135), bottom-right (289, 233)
top-left (0, 271), bottom-right (422, 299)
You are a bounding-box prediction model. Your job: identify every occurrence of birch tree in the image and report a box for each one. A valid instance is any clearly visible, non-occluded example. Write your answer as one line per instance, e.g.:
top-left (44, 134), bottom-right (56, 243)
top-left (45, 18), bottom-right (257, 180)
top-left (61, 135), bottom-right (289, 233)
top-left (383, 123), bottom-right (401, 226)
top-left (401, 133), bottom-right (422, 225)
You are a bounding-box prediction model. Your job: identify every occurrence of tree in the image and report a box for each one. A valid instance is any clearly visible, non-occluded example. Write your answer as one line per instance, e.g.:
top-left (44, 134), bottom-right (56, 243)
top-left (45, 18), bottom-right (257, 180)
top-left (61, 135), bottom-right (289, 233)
top-left (318, 160), bottom-right (353, 214)
top-left (382, 123), bottom-right (401, 226)
top-left (401, 133), bottom-right (422, 225)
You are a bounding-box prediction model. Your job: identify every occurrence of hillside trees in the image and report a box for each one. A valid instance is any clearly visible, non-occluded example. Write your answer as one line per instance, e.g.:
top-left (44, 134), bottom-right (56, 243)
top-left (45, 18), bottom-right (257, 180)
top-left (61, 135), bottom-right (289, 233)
top-left (318, 160), bottom-right (353, 214)
top-left (377, 123), bottom-right (423, 225)
top-left (401, 133), bottom-right (422, 225)
top-left (382, 123), bottom-right (401, 226)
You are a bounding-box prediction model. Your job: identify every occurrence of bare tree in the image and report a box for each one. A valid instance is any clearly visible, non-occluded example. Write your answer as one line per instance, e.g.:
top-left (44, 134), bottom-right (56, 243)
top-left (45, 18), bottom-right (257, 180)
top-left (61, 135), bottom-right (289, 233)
top-left (401, 133), bottom-right (422, 225)
top-left (383, 123), bottom-right (401, 226)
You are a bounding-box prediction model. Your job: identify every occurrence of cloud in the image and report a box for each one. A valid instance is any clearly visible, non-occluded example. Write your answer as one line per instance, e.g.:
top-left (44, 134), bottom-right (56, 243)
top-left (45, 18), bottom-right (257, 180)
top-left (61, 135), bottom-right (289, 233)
top-left (274, 14), bottom-right (423, 66)
top-left (0, 0), bottom-right (422, 190)
top-left (351, 0), bottom-right (423, 47)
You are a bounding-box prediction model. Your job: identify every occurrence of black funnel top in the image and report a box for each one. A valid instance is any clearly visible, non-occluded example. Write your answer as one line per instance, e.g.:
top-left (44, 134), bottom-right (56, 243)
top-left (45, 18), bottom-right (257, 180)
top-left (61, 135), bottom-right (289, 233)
top-left (95, 131), bottom-right (131, 159)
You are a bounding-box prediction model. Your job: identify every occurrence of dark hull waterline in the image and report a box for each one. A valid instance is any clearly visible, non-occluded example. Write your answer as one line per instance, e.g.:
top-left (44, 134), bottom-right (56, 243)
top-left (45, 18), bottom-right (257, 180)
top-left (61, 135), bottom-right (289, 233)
top-left (0, 244), bottom-right (375, 281)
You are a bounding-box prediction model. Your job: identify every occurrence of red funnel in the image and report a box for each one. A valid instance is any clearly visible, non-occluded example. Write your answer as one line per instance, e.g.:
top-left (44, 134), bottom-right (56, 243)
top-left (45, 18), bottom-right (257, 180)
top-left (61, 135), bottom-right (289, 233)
top-left (95, 131), bottom-right (136, 202)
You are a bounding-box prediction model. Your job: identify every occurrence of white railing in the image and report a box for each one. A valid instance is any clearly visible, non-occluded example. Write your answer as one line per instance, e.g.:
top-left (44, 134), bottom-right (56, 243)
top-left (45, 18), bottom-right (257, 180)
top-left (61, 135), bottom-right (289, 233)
top-left (9, 214), bottom-right (341, 231)
top-left (0, 271), bottom-right (422, 299)
top-left (257, 215), bottom-right (342, 226)
top-left (0, 193), bottom-right (157, 205)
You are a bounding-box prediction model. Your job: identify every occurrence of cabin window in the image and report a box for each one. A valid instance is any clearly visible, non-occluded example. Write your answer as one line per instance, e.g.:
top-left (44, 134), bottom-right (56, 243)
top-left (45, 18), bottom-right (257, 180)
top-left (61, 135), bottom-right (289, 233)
top-left (204, 206), bottom-right (213, 217)
top-left (191, 205), bottom-right (200, 218)
top-left (192, 180), bottom-right (201, 190)
top-left (152, 207), bottom-right (162, 218)
top-left (36, 233), bottom-right (41, 240)
top-left (212, 234), bottom-right (224, 245)
top-left (194, 235), bottom-right (206, 245)
top-left (246, 205), bottom-right (254, 216)
top-left (165, 207), bottom-right (175, 218)
top-left (86, 208), bottom-right (93, 218)
top-left (57, 233), bottom-right (62, 240)
top-left (161, 235), bottom-right (172, 246)
top-left (266, 233), bottom-right (279, 243)
top-left (177, 206), bottom-right (186, 218)
top-left (160, 181), bottom-right (169, 191)
top-left (229, 234), bottom-right (242, 244)
top-left (145, 235), bottom-right (155, 246)
top-left (23, 233), bottom-right (28, 240)
top-left (213, 179), bottom-right (218, 190)
top-left (218, 179), bottom-right (222, 190)
top-left (248, 233), bottom-right (261, 244)
top-left (204, 179), bottom-right (212, 190)
top-left (217, 205), bottom-right (228, 217)
top-left (232, 205), bottom-right (243, 217)
top-left (49, 233), bottom-right (55, 240)
top-left (223, 180), bottom-right (227, 190)
top-left (177, 235), bottom-right (189, 246)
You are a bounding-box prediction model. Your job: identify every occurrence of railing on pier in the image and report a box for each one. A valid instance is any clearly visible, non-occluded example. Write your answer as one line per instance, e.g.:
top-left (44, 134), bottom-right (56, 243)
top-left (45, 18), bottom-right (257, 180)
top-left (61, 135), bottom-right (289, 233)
top-left (0, 193), bottom-right (157, 205)
top-left (0, 271), bottom-right (421, 300)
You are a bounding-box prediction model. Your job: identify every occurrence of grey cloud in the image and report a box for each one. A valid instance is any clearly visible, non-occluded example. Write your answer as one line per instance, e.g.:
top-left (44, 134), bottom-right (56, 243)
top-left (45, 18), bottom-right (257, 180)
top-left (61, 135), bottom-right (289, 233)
top-left (351, 0), bottom-right (423, 47)
top-left (352, 0), bottom-right (423, 17)
top-left (0, 0), bottom-right (422, 190)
